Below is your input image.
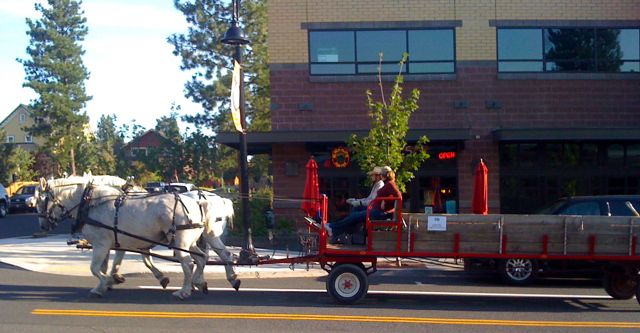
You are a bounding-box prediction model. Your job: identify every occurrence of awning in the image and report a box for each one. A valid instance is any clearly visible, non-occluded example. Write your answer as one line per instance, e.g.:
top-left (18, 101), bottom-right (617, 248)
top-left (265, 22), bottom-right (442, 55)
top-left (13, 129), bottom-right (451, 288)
top-left (216, 128), bottom-right (470, 154)
top-left (493, 128), bottom-right (640, 142)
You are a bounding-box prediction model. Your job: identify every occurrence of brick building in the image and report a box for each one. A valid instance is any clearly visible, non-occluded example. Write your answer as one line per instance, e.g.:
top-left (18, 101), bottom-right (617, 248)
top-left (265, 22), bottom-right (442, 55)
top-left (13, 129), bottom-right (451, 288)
top-left (219, 0), bottom-right (640, 222)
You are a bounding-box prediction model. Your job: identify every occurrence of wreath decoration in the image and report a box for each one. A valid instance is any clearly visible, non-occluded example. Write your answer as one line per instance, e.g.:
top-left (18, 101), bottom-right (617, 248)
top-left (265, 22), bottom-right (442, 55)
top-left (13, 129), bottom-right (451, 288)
top-left (331, 147), bottom-right (350, 168)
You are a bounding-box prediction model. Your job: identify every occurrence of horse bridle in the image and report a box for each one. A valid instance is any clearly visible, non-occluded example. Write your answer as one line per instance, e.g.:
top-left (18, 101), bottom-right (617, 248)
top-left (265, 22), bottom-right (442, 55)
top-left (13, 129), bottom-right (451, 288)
top-left (38, 185), bottom-right (81, 230)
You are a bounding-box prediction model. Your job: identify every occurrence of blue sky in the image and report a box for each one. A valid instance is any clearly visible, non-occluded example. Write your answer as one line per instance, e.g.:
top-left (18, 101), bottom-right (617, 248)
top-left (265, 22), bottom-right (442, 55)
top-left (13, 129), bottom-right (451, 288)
top-left (0, 0), bottom-right (202, 132)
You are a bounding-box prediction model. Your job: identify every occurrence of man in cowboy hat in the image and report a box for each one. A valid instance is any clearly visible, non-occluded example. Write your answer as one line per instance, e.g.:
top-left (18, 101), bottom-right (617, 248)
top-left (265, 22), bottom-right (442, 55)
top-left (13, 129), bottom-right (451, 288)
top-left (346, 166), bottom-right (385, 211)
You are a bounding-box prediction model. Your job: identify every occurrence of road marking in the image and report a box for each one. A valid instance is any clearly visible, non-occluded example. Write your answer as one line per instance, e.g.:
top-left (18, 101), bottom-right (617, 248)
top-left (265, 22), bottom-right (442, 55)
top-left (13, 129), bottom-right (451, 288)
top-left (31, 309), bottom-right (640, 328)
top-left (138, 285), bottom-right (615, 299)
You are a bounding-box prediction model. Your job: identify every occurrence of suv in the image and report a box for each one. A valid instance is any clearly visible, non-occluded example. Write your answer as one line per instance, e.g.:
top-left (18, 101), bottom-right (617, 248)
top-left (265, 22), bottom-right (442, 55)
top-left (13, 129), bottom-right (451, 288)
top-left (0, 184), bottom-right (8, 217)
top-left (9, 185), bottom-right (38, 213)
top-left (467, 195), bottom-right (640, 285)
top-left (166, 183), bottom-right (196, 193)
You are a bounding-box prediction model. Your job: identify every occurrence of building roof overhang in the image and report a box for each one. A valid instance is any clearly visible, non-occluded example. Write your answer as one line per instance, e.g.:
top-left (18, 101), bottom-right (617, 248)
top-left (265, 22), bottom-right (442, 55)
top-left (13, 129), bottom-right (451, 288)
top-left (216, 128), bottom-right (470, 154)
top-left (493, 128), bottom-right (640, 142)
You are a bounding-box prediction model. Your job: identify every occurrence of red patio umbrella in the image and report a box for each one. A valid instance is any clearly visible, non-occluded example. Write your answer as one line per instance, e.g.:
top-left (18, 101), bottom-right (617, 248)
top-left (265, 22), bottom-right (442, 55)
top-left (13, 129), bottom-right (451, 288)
top-left (472, 159), bottom-right (489, 214)
top-left (301, 157), bottom-right (321, 218)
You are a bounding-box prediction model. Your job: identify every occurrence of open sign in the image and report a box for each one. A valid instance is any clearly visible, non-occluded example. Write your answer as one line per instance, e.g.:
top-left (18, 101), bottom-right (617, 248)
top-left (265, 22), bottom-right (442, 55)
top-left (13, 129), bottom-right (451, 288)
top-left (438, 151), bottom-right (456, 160)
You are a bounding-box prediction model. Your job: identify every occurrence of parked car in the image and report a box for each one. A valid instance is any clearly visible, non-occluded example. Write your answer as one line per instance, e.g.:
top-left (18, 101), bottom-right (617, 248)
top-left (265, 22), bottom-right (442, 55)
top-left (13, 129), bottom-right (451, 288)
top-left (0, 184), bottom-right (8, 218)
top-left (166, 183), bottom-right (196, 193)
top-left (466, 195), bottom-right (640, 285)
top-left (8, 185), bottom-right (38, 213)
top-left (145, 182), bottom-right (168, 193)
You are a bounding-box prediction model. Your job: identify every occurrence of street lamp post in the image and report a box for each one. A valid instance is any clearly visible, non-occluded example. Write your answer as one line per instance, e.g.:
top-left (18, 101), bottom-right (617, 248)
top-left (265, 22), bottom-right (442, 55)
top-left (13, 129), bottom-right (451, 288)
top-left (221, 0), bottom-right (257, 263)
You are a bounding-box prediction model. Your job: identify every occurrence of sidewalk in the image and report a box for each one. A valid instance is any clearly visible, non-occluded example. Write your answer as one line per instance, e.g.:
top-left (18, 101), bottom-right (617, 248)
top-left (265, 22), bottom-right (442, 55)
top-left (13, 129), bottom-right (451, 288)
top-left (0, 234), bottom-right (326, 279)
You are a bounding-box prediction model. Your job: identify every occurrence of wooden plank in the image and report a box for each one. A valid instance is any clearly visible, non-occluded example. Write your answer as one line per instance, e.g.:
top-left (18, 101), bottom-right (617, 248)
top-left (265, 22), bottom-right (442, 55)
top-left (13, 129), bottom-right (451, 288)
top-left (370, 231), bottom-right (407, 252)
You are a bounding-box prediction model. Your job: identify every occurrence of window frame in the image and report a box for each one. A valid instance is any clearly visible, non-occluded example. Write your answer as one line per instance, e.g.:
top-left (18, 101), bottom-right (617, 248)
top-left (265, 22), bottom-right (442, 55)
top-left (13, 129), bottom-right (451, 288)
top-left (6, 136), bottom-right (15, 143)
top-left (308, 28), bottom-right (456, 76)
top-left (24, 135), bottom-right (33, 143)
top-left (497, 27), bottom-right (640, 73)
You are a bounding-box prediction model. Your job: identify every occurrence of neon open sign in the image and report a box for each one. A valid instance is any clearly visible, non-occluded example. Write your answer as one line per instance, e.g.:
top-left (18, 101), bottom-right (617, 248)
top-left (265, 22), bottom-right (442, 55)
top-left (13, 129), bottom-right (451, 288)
top-left (438, 151), bottom-right (456, 160)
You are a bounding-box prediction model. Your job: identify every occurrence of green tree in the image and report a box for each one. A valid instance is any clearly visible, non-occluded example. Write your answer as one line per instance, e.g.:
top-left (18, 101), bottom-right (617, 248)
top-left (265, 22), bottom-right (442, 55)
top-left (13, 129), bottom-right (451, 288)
top-left (74, 133), bottom-right (100, 175)
top-left (0, 131), bottom-right (16, 184)
top-left (7, 147), bottom-right (37, 182)
top-left (169, 0), bottom-right (270, 184)
top-left (348, 55), bottom-right (430, 193)
top-left (183, 130), bottom-right (218, 185)
top-left (154, 112), bottom-right (185, 182)
top-left (18, 0), bottom-right (92, 176)
top-left (93, 114), bottom-right (123, 175)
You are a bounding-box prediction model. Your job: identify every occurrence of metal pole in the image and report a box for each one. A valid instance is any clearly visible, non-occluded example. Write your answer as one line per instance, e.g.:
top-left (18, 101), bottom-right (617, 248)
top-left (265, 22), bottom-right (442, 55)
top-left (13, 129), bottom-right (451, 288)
top-left (236, 43), bottom-right (255, 257)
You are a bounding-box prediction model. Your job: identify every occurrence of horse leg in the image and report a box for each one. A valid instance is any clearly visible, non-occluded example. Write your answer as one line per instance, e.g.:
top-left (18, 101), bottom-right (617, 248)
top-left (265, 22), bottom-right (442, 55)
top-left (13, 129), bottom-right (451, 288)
top-left (172, 251), bottom-right (194, 300)
top-left (109, 250), bottom-right (126, 285)
top-left (190, 243), bottom-right (209, 294)
top-left (101, 251), bottom-right (110, 275)
top-left (208, 236), bottom-right (240, 290)
top-left (89, 246), bottom-right (114, 297)
top-left (142, 253), bottom-right (170, 288)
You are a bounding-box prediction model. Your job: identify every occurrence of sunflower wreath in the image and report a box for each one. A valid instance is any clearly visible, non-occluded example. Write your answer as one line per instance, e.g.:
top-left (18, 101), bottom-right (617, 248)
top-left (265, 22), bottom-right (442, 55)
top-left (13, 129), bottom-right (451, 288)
top-left (331, 147), bottom-right (350, 168)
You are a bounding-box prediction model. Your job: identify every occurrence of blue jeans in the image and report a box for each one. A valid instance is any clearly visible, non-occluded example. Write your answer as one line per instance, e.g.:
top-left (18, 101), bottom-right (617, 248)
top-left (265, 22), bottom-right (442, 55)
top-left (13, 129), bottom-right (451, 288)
top-left (329, 209), bottom-right (390, 237)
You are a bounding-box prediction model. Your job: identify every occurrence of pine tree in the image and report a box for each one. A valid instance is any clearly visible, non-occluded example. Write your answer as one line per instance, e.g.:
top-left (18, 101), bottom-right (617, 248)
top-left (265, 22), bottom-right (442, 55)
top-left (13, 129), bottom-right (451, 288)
top-left (169, 0), bottom-right (270, 182)
top-left (18, 0), bottom-right (91, 176)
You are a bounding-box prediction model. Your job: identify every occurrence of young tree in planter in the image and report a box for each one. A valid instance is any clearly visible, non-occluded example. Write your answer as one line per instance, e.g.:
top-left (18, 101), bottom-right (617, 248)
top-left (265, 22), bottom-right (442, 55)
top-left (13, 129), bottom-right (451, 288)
top-left (348, 55), bottom-right (430, 193)
top-left (19, 0), bottom-right (92, 176)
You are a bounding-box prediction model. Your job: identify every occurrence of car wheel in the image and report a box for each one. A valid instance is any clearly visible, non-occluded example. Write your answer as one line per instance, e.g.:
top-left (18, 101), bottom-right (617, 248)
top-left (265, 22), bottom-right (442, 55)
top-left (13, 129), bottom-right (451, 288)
top-left (603, 269), bottom-right (637, 300)
top-left (0, 201), bottom-right (7, 218)
top-left (326, 263), bottom-right (369, 304)
top-left (498, 258), bottom-right (538, 285)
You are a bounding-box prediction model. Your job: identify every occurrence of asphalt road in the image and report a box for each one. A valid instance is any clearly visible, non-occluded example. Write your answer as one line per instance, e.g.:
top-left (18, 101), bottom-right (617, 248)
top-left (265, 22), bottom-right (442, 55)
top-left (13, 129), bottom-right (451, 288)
top-left (1, 213), bottom-right (639, 332)
top-left (0, 211), bottom-right (71, 238)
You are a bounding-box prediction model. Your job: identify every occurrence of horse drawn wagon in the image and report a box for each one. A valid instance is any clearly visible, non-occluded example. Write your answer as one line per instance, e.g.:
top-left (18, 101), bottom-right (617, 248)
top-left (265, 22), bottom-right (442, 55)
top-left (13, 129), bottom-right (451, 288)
top-left (263, 195), bottom-right (640, 305)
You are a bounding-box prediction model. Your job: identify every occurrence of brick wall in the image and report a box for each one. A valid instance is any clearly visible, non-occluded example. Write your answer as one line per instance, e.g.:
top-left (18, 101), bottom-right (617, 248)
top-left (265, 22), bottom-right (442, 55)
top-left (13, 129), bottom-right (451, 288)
top-left (272, 143), bottom-right (310, 224)
top-left (270, 63), bottom-right (640, 213)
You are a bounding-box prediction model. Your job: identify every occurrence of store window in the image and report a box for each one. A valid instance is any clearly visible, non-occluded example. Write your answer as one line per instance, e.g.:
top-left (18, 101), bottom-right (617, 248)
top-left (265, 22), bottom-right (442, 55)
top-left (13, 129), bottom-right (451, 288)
top-left (309, 28), bottom-right (455, 75)
top-left (500, 142), bottom-right (640, 213)
top-left (498, 27), bottom-right (640, 72)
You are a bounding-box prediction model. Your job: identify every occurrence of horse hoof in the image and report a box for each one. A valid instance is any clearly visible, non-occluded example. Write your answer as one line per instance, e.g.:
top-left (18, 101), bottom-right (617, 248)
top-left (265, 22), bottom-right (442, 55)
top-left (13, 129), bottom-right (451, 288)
top-left (202, 282), bottom-right (208, 294)
top-left (89, 291), bottom-right (103, 298)
top-left (160, 277), bottom-right (170, 289)
top-left (112, 274), bottom-right (126, 284)
top-left (232, 279), bottom-right (241, 291)
top-left (172, 291), bottom-right (188, 300)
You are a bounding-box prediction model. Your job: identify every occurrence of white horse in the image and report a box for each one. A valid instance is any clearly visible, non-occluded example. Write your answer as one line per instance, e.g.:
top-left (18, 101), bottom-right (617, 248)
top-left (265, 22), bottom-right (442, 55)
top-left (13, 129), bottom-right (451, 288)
top-left (36, 178), bottom-right (211, 299)
top-left (82, 175), bottom-right (171, 288)
top-left (183, 190), bottom-right (238, 284)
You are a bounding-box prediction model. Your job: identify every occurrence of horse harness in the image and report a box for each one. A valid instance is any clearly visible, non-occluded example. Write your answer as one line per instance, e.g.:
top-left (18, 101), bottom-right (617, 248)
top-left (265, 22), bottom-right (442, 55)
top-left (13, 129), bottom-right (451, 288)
top-left (70, 185), bottom-right (205, 257)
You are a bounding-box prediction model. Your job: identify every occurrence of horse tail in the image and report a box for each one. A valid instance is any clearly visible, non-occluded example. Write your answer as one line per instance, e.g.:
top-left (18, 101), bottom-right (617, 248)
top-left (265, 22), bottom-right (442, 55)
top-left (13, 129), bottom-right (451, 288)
top-left (224, 199), bottom-right (235, 231)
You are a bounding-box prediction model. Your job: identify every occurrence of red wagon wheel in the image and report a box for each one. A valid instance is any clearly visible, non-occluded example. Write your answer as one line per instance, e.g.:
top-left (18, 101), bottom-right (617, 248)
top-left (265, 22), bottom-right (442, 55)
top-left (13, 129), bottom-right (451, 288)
top-left (326, 263), bottom-right (368, 304)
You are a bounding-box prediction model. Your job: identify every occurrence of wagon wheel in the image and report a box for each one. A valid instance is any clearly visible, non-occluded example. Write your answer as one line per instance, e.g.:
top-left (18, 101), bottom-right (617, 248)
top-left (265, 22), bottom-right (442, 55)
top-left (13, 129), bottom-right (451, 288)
top-left (326, 263), bottom-right (369, 304)
top-left (498, 258), bottom-right (538, 285)
top-left (603, 269), bottom-right (637, 300)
